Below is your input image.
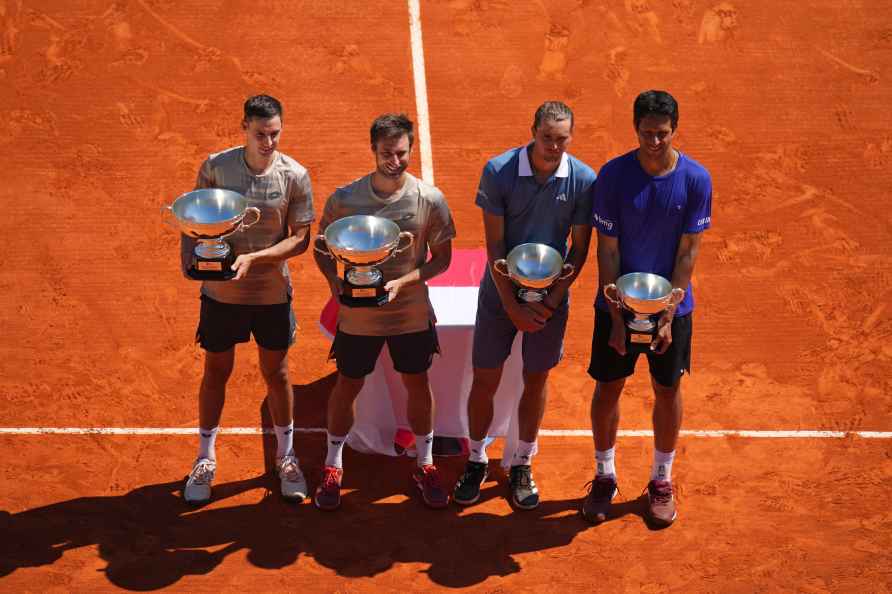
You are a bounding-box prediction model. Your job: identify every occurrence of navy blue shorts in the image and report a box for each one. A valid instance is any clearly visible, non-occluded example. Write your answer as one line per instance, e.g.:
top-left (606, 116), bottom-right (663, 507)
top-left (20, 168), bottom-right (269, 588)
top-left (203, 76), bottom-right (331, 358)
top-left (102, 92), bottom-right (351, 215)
top-left (471, 288), bottom-right (568, 373)
top-left (587, 308), bottom-right (692, 387)
top-left (196, 294), bottom-right (296, 352)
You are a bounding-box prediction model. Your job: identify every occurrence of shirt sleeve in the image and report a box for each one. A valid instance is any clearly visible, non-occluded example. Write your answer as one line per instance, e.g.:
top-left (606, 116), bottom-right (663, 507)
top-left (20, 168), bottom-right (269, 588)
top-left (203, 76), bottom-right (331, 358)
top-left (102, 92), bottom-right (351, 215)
top-left (426, 190), bottom-right (457, 246)
top-left (572, 170), bottom-right (597, 226)
top-left (592, 168), bottom-right (618, 237)
top-left (317, 191), bottom-right (339, 235)
top-left (474, 161), bottom-right (505, 216)
top-left (683, 172), bottom-right (712, 234)
top-left (194, 158), bottom-right (214, 190)
top-left (287, 170), bottom-right (316, 229)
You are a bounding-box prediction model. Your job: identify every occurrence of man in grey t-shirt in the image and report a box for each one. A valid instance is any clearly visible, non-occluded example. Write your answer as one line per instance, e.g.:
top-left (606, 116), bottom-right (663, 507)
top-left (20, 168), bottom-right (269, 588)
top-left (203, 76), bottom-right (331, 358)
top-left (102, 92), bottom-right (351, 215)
top-left (313, 113), bottom-right (456, 511)
top-left (180, 95), bottom-right (315, 505)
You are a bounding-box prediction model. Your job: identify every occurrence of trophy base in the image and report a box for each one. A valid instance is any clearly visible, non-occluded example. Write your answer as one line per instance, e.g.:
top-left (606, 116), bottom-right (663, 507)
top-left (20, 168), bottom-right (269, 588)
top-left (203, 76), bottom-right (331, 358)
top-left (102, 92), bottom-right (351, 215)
top-left (517, 288), bottom-right (546, 303)
top-left (186, 252), bottom-right (236, 281)
top-left (339, 279), bottom-right (389, 308)
top-left (624, 312), bottom-right (657, 352)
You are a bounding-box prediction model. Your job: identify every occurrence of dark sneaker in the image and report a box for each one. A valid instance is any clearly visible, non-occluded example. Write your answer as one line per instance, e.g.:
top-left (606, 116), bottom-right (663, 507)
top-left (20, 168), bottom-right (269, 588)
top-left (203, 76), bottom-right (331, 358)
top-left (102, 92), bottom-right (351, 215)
top-left (646, 480), bottom-right (677, 526)
top-left (580, 475), bottom-right (618, 524)
top-left (413, 464), bottom-right (449, 509)
top-left (508, 465), bottom-right (539, 510)
top-left (453, 461), bottom-right (488, 506)
top-left (314, 466), bottom-right (343, 511)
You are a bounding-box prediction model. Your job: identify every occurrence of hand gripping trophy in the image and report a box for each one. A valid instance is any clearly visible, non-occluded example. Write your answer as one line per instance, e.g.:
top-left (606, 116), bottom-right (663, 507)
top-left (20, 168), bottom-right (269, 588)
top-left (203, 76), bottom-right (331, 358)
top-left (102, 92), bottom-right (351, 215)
top-left (314, 214), bottom-right (414, 307)
top-left (492, 242), bottom-right (574, 303)
top-left (603, 272), bottom-right (685, 350)
top-left (164, 188), bottom-right (261, 281)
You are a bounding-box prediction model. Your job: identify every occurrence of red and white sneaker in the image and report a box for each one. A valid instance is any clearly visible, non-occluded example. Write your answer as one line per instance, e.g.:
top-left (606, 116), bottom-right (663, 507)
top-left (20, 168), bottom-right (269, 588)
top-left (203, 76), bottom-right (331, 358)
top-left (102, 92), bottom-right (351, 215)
top-left (314, 465), bottom-right (343, 511)
top-left (413, 464), bottom-right (449, 509)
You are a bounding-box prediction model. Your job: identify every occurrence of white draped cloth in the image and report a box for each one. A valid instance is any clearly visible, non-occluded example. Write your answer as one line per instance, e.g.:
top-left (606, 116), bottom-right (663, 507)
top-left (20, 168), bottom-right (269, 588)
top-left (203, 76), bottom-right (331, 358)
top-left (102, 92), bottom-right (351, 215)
top-left (319, 249), bottom-right (527, 468)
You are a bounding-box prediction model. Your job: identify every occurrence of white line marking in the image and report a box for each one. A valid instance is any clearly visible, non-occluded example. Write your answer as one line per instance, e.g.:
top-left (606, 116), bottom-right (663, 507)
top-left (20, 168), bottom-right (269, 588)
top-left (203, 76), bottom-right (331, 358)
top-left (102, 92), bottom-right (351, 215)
top-left (0, 428), bottom-right (889, 439)
top-left (408, 0), bottom-right (434, 185)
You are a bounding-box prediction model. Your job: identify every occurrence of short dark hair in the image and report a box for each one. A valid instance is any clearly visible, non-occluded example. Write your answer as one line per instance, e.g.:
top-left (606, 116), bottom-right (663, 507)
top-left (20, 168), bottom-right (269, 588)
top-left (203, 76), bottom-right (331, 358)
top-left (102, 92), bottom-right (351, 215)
top-left (633, 90), bottom-right (678, 129)
top-left (243, 94), bottom-right (283, 121)
top-left (532, 101), bottom-right (574, 130)
top-left (370, 113), bottom-right (414, 148)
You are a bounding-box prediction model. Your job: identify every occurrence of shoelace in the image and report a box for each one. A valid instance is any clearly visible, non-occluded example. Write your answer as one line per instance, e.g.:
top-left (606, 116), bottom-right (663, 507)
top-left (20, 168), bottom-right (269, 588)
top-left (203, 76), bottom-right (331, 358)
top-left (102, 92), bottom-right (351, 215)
top-left (512, 469), bottom-right (532, 488)
top-left (190, 461), bottom-right (215, 485)
top-left (321, 467), bottom-right (341, 490)
top-left (583, 477), bottom-right (617, 498)
top-left (649, 482), bottom-right (673, 504)
top-left (422, 466), bottom-right (442, 490)
top-left (278, 456), bottom-right (302, 480)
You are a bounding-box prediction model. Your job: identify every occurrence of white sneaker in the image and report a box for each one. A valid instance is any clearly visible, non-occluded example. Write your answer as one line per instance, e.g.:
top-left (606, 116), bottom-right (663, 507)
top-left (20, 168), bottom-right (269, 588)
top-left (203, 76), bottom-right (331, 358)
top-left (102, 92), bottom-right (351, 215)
top-left (276, 454), bottom-right (308, 501)
top-left (184, 458), bottom-right (216, 504)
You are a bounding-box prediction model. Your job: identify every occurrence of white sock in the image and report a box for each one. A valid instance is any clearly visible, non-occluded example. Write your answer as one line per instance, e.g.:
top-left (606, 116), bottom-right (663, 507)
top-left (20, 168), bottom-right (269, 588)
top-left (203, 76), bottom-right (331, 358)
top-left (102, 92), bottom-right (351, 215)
top-left (595, 446), bottom-right (616, 478)
top-left (416, 432), bottom-right (434, 467)
top-left (651, 449), bottom-right (676, 482)
top-left (468, 438), bottom-right (488, 464)
top-left (274, 423), bottom-right (294, 459)
top-left (511, 439), bottom-right (536, 467)
top-left (325, 433), bottom-right (347, 469)
top-left (197, 426), bottom-right (219, 461)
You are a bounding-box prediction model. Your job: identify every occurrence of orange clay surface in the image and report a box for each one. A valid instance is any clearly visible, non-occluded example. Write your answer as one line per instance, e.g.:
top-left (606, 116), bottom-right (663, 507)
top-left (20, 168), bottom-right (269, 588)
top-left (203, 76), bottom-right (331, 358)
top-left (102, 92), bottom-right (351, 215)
top-left (1, 1), bottom-right (891, 592)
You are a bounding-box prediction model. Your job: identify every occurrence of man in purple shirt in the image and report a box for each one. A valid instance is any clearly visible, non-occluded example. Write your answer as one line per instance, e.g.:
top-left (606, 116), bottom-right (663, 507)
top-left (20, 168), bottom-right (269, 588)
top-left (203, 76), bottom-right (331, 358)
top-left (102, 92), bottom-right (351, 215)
top-left (582, 90), bottom-right (712, 527)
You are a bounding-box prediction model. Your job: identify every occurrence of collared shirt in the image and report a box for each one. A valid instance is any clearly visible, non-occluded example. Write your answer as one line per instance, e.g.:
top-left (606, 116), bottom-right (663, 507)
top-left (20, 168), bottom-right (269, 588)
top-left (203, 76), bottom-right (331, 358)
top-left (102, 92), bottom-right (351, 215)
top-left (592, 149), bottom-right (712, 317)
top-left (474, 143), bottom-right (596, 300)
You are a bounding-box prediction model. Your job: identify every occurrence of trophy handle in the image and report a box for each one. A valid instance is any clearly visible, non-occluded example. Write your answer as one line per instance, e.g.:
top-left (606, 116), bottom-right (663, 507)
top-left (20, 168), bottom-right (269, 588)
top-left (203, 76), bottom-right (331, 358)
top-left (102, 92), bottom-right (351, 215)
top-left (313, 235), bottom-right (334, 259)
top-left (392, 231), bottom-right (415, 255)
top-left (670, 287), bottom-right (686, 306)
top-left (603, 283), bottom-right (622, 307)
top-left (557, 262), bottom-right (575, 281)
top-left (239, 207), bottom-right (261, 230)
top-left (161, 205), bottom-right (179, 230)
top-left (492, 259), bottom-right (509, 278)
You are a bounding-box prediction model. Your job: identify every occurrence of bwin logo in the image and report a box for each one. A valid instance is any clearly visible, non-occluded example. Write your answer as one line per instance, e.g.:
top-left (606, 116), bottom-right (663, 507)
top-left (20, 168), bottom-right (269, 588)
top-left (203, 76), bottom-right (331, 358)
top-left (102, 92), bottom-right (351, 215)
top-left (555, 193), bottom-right (568, 202)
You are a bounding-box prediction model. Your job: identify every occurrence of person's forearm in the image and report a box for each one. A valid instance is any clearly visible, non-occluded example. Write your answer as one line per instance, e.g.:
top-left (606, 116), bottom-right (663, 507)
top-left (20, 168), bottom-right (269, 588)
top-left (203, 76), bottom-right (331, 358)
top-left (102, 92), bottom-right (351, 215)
top-left (242, 227), bottom-right (310, 264)
top-left (486, 239), bottom-right (522, 311)
top-left (598, 241), bottom-right (623, 319)
top-left (543, 242), bottom-right (589, 309)
top-left (392, 248), bottom-right (451, 288)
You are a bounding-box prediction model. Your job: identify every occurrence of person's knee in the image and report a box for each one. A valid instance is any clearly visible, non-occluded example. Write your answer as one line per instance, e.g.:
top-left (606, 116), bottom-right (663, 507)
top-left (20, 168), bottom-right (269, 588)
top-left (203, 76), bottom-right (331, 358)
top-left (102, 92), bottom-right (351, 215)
top-left (653, 381), bottom-right (681, 402)
top-left (471, 366), bottom-right (502, 396)
top-left (595, 379), bottom-right (625, 403)
top-left (203, 351), bottom-right (234, 386)
top-left (335, 373), bottom-right (365, 397)
top-left (401, 371), bottom-right (431, 395)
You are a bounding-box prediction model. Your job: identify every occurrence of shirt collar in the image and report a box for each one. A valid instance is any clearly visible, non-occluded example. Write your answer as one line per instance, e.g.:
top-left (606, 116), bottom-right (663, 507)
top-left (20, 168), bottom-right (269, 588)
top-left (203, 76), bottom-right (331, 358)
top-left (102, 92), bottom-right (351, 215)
top-left (518, 143), bottom-right (570, 178)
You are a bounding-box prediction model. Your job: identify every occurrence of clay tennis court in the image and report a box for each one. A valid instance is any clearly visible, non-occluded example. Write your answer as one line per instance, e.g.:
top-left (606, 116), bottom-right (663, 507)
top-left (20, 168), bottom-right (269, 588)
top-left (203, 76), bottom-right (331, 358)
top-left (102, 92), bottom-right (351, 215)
top-left (2, 0), bottom-right (891, 591)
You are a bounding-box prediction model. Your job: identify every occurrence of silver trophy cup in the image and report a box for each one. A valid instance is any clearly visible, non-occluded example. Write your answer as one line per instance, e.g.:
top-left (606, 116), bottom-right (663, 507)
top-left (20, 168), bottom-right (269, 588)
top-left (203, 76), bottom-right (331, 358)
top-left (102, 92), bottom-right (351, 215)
top-left (493, 243), bottom-right (574, 303)
top-left (163, 188), bottom-right (261, 280)
top-left (603, 272), bottom-right (685, 346)
top-left (315, 215), bottom-right (413, 307)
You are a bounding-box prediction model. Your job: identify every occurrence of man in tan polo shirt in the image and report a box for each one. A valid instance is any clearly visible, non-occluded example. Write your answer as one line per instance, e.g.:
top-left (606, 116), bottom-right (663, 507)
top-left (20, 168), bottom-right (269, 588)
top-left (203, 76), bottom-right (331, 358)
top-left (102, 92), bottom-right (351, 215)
top-left (313, 113), bottom-right (456, 511)
top-left (180, 95), bottom-right (314, 504)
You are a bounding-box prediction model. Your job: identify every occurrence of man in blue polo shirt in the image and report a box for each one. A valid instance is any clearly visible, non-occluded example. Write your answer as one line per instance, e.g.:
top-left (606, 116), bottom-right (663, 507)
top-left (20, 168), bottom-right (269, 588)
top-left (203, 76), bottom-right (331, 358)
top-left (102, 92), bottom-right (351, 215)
top-left (581, 90), bottom-right (712, 527)
top-left (453, 101), bottom-right (596, 510)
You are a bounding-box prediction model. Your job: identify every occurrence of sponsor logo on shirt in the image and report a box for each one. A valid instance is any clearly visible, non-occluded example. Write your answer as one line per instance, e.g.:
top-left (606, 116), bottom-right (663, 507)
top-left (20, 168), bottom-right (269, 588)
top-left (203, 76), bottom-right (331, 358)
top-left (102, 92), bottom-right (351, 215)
top-left (555, 192), bottom-right (567, 202)
top-left (697, 216), bottom-right (711, 226)
top-left (593, 212), bottom-right (614, 231)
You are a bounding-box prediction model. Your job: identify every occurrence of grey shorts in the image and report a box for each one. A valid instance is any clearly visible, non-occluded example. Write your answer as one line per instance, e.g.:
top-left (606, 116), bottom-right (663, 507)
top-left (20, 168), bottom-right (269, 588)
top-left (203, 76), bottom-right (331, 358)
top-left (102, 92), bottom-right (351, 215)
top-left (472, 288), bottom-right (568, 373)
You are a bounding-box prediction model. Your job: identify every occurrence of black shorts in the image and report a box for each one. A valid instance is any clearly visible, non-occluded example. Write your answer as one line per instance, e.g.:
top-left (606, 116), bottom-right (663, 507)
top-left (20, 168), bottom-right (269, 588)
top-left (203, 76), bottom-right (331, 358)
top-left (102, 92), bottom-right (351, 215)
top-left (196, 294), bottom-right (296, 352)
top-left (329, 325), bottom-right (440, 379)
top-left (587, 308), bottom-right (692, 388)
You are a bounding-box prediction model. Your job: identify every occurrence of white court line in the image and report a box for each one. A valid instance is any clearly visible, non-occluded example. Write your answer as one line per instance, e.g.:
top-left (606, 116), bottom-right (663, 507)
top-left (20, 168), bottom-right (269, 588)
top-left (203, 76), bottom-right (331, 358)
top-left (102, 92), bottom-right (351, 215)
top-left (408, 0), bottom-right (434, 185)
top-left (0, 428), bottom-right (889, 438)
